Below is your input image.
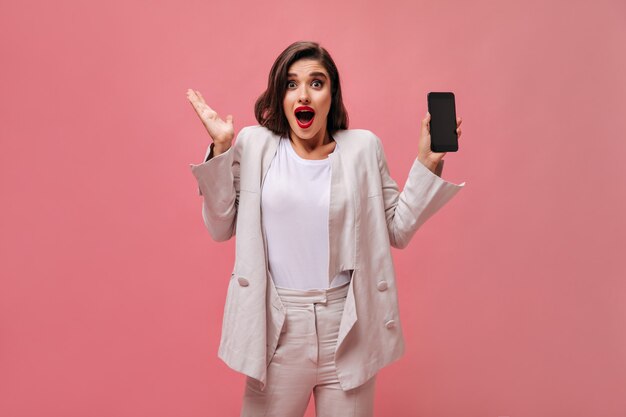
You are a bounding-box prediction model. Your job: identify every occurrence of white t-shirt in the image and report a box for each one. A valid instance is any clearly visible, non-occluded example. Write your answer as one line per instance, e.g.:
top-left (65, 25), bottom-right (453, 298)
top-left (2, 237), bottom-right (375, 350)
top-left (260, 136), bottom-right (352, 290)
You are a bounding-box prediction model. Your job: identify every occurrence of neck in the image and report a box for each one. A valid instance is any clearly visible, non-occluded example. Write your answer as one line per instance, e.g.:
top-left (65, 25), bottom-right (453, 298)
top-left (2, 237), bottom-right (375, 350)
top-left (289, 129), bottom-right (332, 152)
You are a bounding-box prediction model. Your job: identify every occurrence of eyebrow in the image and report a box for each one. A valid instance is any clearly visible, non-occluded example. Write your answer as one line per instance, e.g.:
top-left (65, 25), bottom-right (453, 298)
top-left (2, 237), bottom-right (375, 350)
top-left (287, 71), bottom-right (328, 79)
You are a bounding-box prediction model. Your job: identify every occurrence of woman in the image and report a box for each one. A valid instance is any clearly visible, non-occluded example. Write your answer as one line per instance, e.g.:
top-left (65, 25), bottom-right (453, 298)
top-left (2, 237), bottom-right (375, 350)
top-left (187, 41), bottom-right (465, 417)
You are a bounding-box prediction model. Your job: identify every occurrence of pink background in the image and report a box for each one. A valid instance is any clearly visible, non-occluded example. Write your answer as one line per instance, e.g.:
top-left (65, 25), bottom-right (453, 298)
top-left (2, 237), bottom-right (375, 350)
top-left (1, 0), bottom-right (625, 416)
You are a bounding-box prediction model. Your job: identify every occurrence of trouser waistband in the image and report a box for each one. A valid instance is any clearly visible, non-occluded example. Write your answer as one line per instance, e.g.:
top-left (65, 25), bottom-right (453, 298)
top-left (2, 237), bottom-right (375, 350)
top-left (275, 281), bottom-right (350, 304)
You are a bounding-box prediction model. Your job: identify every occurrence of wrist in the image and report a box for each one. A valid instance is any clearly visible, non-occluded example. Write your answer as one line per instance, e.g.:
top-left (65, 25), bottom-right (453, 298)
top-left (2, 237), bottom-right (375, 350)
top-left (418, 157), bottom-right (437, 173)
top-left (212, 142), bottom-right (231, 157)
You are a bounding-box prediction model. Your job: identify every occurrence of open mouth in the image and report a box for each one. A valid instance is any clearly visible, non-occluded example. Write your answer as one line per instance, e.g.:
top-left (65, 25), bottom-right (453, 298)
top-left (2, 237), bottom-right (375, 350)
top-left (295, 108), bottom-right (315, 128)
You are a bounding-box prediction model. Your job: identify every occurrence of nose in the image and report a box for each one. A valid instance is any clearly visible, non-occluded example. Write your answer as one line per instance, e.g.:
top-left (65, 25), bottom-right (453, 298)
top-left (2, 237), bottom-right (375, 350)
top-left (298, 87), bottom-right (310, 104)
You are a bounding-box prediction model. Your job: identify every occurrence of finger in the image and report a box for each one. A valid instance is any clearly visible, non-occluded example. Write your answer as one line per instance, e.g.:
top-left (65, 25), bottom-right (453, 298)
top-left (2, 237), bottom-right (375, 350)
top-left (195, 91), bottom-right (215, 115)
top-left (186, 88), bottom-right (197, 102)
top-left (200, 107), bottom-right (212, 119)
top-left (190, 89), bottom-right (207, 108)
top-left (186, 90), bottom-right (211, 118)
top-left (457, 116), bottom-right (462, 127)
top-left (422, 112), bottom-right (430, 131)
top-left (186, 89), bottom-right (201, 107)
top-left (186, 91), bottom-right (202, 113)
top-left (226, 114), bottom-right (233, 125)
top-left (195, 90), bottom-right (207, 105)
top-left (187, 93), bottom-right (204, 115)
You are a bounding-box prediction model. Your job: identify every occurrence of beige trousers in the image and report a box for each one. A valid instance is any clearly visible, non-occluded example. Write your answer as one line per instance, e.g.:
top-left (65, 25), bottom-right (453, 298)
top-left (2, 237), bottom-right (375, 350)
top-left (240, 280), bottom-right (377, 417)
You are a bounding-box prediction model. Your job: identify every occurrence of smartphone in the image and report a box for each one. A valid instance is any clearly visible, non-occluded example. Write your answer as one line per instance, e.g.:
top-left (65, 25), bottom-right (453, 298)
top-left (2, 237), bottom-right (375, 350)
top-left (427, 92), bottom-right (458, 152)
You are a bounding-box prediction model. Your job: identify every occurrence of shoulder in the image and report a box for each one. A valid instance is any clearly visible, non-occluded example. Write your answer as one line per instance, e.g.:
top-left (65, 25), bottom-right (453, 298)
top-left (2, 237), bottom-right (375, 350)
top-left (234, 125), bottom-right (278, 147)
top-left (335, 127), bottom-right (376, 141)
top-left (239, 124), bottom-right (272, 136)
top-left (335, 128), bottom-right (384, 160)
top-left (335, 128), bottom-right (379, 148)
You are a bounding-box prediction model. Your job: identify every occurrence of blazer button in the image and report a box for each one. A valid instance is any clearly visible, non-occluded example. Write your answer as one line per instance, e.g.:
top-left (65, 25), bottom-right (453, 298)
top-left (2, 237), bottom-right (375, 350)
top-left (238, 277), bottom-right (249, 287)
top-left (377, 280), bottom-right (388, 291)
top-left (385, 319), bottom-right (396, 329)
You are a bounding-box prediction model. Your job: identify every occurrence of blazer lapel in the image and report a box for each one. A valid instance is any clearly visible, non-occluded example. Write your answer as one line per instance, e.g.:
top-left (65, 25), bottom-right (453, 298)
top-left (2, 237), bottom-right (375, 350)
top-left (327, 131), bottom-right (357, 286)
top-left (260, 133), bottom-right (281, 293)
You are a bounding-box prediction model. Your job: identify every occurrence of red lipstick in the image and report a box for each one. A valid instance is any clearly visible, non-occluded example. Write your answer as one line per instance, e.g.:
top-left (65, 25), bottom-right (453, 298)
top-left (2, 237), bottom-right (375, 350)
top-left (295, 106), bottom-right (315, 129)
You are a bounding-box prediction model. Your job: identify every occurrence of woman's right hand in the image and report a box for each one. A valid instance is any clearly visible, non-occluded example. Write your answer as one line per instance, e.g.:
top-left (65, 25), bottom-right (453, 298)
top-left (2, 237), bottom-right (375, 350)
top-left (186, 88), bottom-right (234, 152)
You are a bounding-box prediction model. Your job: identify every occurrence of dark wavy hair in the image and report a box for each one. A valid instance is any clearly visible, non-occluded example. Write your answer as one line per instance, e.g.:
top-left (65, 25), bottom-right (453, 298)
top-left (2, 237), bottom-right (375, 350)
top-left (254, 41), bottom-right (349, 138)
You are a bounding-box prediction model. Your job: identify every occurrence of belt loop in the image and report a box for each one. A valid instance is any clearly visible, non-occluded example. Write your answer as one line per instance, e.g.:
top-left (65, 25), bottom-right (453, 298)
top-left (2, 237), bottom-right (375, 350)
top-left (314, 296), bottom-right (328, 305)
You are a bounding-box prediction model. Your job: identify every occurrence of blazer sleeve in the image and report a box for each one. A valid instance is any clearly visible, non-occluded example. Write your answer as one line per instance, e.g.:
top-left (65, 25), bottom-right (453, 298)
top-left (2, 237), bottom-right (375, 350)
top-left (374, 133), bottom-right (466, 249)
top-left (188, 127), bottom-right (246, 242)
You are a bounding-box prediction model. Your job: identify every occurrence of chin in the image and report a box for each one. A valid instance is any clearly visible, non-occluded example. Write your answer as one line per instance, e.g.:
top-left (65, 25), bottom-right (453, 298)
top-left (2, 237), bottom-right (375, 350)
top-left (290, 126), bottom-right (313, 139)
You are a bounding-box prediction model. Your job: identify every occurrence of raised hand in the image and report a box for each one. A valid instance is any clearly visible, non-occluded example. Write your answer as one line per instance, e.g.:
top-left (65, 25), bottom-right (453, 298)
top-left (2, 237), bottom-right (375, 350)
top-left (417, 112), bottom-right (463, 171)
top-left (186, 88), bottom-right (235, 150)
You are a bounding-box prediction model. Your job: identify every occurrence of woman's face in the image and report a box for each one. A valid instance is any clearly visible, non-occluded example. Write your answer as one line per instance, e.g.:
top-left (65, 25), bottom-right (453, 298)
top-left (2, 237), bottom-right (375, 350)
top-left (283, 59), bottom-right (332, 142)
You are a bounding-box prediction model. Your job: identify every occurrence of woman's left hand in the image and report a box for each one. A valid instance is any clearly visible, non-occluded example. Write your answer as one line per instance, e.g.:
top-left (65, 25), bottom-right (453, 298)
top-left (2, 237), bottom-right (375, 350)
top-left (417, 112), bottom-right (462, 172)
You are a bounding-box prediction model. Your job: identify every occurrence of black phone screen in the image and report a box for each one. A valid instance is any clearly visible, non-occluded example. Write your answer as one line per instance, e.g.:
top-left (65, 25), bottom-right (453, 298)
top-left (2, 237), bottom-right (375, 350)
top-left (427, 92), bottom-right (458, 152)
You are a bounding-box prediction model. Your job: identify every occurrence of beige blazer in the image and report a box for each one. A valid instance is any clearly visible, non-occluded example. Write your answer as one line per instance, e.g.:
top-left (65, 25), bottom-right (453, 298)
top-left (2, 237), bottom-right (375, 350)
top-left (189, 125), bottom-right (466, 391)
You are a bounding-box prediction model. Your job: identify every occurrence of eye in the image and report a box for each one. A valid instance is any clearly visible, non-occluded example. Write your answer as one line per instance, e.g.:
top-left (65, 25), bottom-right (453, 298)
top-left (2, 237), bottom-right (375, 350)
top-left (312, 79), bottom-right (324, 88)
top-left (287, 81), bottom-right (296, 88)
